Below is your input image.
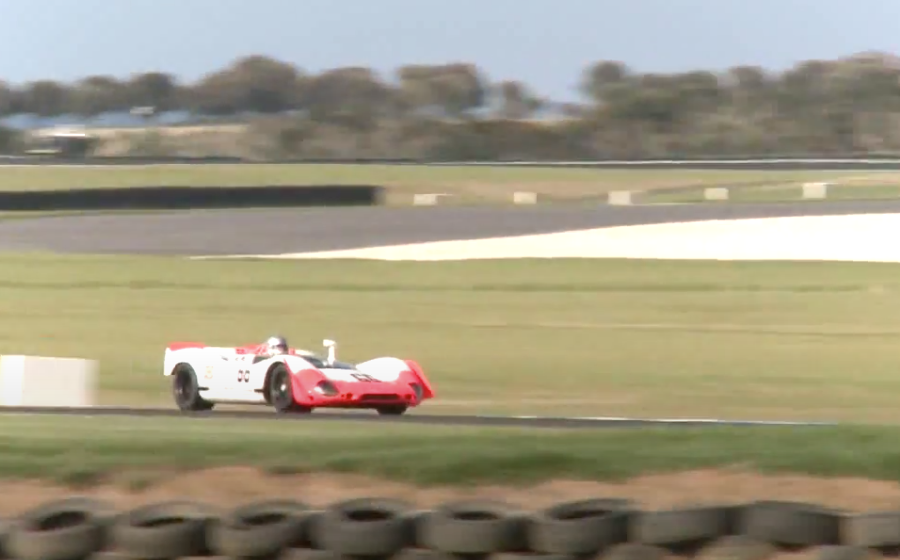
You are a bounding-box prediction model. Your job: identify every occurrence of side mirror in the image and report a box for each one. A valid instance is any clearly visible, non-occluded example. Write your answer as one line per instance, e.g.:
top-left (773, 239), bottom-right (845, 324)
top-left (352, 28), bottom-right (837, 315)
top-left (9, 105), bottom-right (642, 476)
top-left (323, 339), bottom-right (336, 365)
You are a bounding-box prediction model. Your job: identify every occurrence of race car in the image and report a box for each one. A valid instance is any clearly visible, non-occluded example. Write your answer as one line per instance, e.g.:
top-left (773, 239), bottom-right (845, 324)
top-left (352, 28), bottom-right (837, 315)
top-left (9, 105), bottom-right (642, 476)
top-left (162, 336), bottom-right (434, 415)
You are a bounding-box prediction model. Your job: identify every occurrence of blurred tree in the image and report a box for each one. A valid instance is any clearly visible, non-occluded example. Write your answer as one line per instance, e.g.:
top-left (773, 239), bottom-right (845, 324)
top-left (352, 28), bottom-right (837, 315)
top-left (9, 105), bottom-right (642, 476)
top-left (3, 51), bottom-right (900, 159)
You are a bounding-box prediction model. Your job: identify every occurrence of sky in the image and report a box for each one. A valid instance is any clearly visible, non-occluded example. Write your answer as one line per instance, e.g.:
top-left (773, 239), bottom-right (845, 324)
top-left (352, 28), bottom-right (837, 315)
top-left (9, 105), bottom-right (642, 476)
top-left (1, 0), bottom-right (900, 103)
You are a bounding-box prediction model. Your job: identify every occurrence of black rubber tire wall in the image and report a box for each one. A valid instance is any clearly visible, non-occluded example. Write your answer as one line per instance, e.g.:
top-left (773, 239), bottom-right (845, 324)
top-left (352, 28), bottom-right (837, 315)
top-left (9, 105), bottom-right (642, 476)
top-left (0, 494), bottom-right (896, 559)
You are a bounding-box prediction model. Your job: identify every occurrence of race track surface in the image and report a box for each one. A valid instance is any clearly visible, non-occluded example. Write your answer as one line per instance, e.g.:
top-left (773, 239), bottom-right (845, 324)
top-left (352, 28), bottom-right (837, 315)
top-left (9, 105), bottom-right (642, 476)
top-left (2, 199), bottom-right (900, 255)
top-left (2, 198), bottom-right (892, 427)
top-left (0, 406), bottom-right (836, 429)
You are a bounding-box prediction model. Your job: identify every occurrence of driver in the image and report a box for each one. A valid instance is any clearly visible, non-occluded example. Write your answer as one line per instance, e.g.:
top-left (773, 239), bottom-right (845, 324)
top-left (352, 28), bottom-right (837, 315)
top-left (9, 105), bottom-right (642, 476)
top-left (263, 335), bottom-right (289, 356)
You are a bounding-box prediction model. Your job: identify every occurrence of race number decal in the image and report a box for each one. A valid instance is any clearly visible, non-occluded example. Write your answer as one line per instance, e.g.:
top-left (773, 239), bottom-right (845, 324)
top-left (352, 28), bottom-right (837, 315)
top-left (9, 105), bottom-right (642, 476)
top-left (204, 365), bottom-right (214, 380)
top-left (350, 372), bottom-right (380, 383)
top-left (237, 368), bottom-right (250, 383)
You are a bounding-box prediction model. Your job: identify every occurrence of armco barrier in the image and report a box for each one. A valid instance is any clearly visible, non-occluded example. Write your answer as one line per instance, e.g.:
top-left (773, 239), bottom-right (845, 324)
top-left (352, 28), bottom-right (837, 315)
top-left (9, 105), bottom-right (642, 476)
top-left (0, 184), bottom-right (384, 211)
top-left (0, 496), bottom-right (896, 559)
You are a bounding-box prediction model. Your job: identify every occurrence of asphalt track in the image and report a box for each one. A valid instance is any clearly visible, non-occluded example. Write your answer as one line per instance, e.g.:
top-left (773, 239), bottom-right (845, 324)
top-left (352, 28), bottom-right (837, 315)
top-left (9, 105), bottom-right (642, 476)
top-left (1, 198), bottom-right (893, 428)
top-left (0, 406), bottom-right (837, 429)
top-left (2, 199), bottom-right (900, 255)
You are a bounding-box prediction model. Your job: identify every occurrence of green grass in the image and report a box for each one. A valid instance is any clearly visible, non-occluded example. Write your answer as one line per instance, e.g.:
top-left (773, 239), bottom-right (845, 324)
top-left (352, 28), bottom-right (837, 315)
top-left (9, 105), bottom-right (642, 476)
top-left (0, 164), bottom-right (860, 205)
top-left (644, 183), bottom-right (900, 203)
top-left (2, 254), bottom-right (900, 423)
top-left (1, 415), bottom-right (898, 487)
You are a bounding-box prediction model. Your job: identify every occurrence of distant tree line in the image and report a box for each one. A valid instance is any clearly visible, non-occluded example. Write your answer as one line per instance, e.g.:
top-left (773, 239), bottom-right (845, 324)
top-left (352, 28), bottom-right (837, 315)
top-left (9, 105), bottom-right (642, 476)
top-left (3, 52), bottom-right (900, 159)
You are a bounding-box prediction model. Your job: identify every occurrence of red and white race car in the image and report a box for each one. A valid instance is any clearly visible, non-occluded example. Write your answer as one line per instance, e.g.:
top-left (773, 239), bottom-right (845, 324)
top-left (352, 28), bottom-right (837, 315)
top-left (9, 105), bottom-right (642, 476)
top-left (163, 337), bottom-right (435, 415)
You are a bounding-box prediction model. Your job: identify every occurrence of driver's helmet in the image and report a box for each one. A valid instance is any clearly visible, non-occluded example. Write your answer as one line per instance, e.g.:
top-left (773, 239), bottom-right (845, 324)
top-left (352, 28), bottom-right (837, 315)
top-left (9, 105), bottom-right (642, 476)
top-left (264, 335), bottom-right (289, 356)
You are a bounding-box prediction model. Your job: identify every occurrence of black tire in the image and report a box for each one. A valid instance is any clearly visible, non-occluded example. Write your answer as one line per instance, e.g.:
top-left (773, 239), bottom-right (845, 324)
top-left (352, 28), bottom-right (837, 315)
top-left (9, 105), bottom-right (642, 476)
top-left (393, 551), bottom-right (449, 560)
top-left (418, 499), bottom-right (528, 554)
top-left (844, 510), bottom-right (900, 549)
top-left (268, 364), bottom-right (312, 414)
top-left (527, 498), bottom-right (634, 555)
top-left (376, 405), bottom-right (408, 416)
top-left (494, 554), bottom-right (582, 560)
top-left (0, 517), bottom-right (9, 560)
top-left (5, 497), bottom-right (116, 560)
top-left (313, 497), bottom-right (414, 556)
top-left (171, 365), bottom-right (214, 412)
top-left (303, 510), bottom-right (329, 549)
top-left (604, 543), bottom-right (668, 560)
top-left (817, 545), bottom-right (874, 560)
top-left (110, 500), bottom-right (217, 560)
top-left (696, 535), bottom-right (776, 560)
top-left (634, 504), bottom-right (737, 550)
top-left (282, 549), bottom-right (341, 560)
top-left (207, 499), bottom-right (311, 558)
top-left (737, 500), bottom-right (843, 548)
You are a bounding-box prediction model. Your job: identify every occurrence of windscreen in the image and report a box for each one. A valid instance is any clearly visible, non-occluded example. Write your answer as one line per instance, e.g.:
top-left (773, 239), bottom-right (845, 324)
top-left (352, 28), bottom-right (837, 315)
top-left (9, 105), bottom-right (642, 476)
top-left (299, 354), bottom-right (356, 370)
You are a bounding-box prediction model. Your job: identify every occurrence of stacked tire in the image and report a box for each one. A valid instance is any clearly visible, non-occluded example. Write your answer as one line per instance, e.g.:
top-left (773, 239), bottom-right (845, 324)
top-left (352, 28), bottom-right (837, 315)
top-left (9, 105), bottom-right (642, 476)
top-left (0, 495), bottom-right (894, 560)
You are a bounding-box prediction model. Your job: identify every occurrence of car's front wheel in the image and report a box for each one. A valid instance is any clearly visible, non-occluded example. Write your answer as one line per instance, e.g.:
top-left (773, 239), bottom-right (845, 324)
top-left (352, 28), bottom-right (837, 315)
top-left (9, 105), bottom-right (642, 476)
top-left (268, 364), bottom-right (312, 414)
top-left (172, 365), bottom-right (214, 412)
top-left (376, 405), bottom-right (408, 416)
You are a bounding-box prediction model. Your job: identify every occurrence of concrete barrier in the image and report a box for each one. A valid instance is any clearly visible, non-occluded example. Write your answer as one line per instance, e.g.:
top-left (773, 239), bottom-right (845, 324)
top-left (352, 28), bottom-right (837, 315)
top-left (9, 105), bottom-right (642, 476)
top-left (0, 355), bottom-right (98, 407)
top-left (513, 191), bottom-right (537, 205)
top-left (608, 191), bottom-right (633, 205)
top-left (803, 182), bottom-right (829, 199)
top-left (704, 187), bottom-right (729, 201)
top-left (413, 193), bottom-right (453, 206)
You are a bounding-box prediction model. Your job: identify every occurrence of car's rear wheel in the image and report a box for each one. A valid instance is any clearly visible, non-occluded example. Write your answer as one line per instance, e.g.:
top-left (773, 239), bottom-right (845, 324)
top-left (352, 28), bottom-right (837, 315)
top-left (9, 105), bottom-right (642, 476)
top-left (268, 364), bottom-right (312, 414)
top-left (172, 365), bottom-right (214, 412)
top-left (376, 405), bottom-right (408, 416)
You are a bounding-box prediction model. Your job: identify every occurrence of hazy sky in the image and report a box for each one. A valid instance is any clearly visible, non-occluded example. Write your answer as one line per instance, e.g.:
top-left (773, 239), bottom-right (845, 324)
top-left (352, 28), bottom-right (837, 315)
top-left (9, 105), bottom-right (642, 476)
top-left (2, 0), bottom-right (899, 102)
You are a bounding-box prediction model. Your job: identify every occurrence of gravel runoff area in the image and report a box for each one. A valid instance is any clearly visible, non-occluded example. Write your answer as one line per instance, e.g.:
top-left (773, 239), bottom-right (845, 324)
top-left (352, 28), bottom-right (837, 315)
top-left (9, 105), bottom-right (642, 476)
top-left (258, 213), bottom-right (900, 262)
top-left (1, 199), bottom-right (900, 256)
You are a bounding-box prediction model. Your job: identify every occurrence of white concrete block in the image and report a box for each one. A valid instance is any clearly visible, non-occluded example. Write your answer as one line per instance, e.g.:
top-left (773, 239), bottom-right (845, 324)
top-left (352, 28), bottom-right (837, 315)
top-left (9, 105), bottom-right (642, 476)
top-left (0, 355), bottom-right (98, 407)
top-left (803, 182), bottom-right (828, 199)
top-left (413, 193), bottom-right (452, 206)
top-left (513, 191), bottom-right (537, 205)
top-left (704, 187), bottom-right (729, 201)
top-left (608, 191), bottom-right (632, 205)
top-left (413, 194), bottom-right (438, 206)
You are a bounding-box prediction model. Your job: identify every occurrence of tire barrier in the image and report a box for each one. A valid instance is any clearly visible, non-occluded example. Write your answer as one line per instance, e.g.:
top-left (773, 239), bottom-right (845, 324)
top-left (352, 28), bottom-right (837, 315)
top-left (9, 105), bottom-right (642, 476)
top-left (0, 155), bottom-right (246, 165)
top-left (0, 185), bottom-right (385, 211)
top-left (1, 496), bottom-right (898, 560)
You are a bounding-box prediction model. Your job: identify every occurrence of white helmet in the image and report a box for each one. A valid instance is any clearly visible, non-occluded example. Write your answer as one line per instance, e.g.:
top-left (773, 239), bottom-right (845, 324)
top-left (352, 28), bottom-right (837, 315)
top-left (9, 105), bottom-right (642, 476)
top-left (265, 335), bottom-right (289, 355)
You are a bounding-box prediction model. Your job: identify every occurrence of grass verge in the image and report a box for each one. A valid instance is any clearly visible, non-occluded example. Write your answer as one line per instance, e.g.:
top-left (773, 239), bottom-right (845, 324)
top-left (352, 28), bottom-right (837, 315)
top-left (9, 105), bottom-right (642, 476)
top-left (644, 180), bottom-right (900, 204)
top-left (0, 415), bottom-right (895, 487)
top-left (2, 255), bottom-right (900, 422)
